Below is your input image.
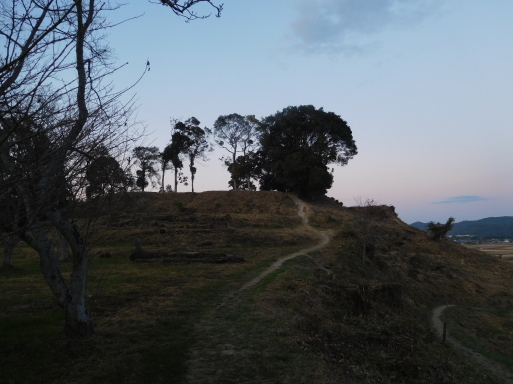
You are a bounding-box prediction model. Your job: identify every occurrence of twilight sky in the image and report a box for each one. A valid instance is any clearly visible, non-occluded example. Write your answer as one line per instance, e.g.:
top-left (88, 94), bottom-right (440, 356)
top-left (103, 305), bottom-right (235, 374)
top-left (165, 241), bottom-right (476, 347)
top-left (106, 0), bottom-right (513, 224)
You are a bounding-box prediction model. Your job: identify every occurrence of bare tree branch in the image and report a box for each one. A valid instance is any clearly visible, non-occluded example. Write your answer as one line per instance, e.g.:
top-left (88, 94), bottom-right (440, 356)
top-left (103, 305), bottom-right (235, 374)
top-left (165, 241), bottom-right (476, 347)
top-left (155, 0), bottom-right (223, 21)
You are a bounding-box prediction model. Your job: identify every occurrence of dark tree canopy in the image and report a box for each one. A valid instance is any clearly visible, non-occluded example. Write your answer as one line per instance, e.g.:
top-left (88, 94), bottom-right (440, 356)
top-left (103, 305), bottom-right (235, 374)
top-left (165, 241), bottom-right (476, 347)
top-left (133, 146), bottom-right (160, 192)
top-left (227, 153), bottom-right (261, 191)
top-left (86, 147), bottom-right (130, 199)
top-left (258, 105), bottom-right (357, 197)
top-left (86, 156), bottom-right (129, 199)
top-left (163, 129), bottom-right (192, 192)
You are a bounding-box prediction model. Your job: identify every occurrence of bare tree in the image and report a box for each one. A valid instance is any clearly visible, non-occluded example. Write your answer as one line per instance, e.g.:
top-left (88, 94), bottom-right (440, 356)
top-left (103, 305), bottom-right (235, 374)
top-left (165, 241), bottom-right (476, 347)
top-left (0, 0), bottom-right (223, 336)
top-left (0, 1), bottom-right (140, 336)
top-left (351, 197), bottom-right (379, 265)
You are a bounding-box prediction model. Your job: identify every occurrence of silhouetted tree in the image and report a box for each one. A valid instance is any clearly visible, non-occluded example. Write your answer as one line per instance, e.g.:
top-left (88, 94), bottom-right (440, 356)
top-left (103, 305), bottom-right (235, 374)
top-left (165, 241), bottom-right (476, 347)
top-left (86, 146), bottom-right (131, 199)
top-left (164, 127), bottom-right (192, 192)
top-left (213, 114), bottom-right (259, 190)
top-left (133, 147), bottom-right (160, 192)
top-left (160, 145), bottom-right (174, 192)
top-left (227, 152), bottom-right (262, 190)
top-left (174, 117), bottom-right (212, 192)
top-left (258, 105), bottom-right (357, 198)
top-left (427, 217), bottom-right (455, 241)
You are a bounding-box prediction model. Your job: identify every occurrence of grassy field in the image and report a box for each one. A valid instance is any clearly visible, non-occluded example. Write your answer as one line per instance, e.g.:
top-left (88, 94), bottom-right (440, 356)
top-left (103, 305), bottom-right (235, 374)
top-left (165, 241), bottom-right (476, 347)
top-left (1, 191), bottom-right (513, 383)
top-left (466, 243), bottom-right (513, 261)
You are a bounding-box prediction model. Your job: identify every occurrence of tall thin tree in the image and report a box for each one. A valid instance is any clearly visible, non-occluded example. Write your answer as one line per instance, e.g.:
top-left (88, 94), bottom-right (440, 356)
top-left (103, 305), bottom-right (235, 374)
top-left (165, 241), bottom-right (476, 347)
top-left (174, 117), bottom-right (212, 192)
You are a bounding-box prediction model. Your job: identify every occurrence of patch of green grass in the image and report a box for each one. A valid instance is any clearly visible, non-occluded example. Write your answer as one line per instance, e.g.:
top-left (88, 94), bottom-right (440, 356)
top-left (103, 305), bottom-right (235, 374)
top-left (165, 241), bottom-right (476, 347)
top-left (0, 311), bottom-right (63, 340)
top-left (0, 293), bottom-right (53, 307)
top-left (0, 311), bottom-right (66, 384)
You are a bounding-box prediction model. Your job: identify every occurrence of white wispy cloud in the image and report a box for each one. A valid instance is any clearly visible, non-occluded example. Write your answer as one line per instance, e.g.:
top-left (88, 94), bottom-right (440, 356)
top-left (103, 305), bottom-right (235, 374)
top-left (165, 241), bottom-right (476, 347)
top-left (289, 0), bottom-right (442, 55)
top-left (431, 196), bottom-right (493, 204)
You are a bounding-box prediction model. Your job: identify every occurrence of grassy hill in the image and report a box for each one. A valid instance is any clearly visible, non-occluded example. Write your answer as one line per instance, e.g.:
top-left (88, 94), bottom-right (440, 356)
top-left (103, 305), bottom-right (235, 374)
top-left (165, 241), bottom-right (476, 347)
top-left (412, 216), bottom-right (513, 237)
top-left (1, 191), bottom-right (513, 383)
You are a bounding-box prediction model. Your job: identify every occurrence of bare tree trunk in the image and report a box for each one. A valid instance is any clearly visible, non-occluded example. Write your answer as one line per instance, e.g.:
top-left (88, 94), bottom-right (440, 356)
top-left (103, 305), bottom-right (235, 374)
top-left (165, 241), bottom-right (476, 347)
top-left (232, 151), bottom-right (237, 190)
top-left (57, 231), bottom-right (69, 261)
top-left (174, 167), bottom-right (178, 192)
top-left (2, 248), bottom-right (13, 269)
top-left (21, 222), bottom-right (73, 307)
top-left (45, 212), bottom-right (94, 337)
top-left (190, 165), bottom-right (196, 193)
top-left (2, 234), bottom-right (19, 268)
top-left (141, 166), bottom-right (146, 192)
top-left (66, 244), bottom-right (92, 337)
top-left (161, 167), bottom-right (166, 192)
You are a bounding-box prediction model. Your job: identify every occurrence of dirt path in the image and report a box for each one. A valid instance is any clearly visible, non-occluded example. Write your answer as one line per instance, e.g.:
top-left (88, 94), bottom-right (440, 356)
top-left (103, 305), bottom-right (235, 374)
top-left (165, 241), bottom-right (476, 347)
top-left (432, 305), bottom-right (513, 383)
top-left (240, 195), bottom-right (331, 290)
top-left (185, 196), bottom-right (333, 383)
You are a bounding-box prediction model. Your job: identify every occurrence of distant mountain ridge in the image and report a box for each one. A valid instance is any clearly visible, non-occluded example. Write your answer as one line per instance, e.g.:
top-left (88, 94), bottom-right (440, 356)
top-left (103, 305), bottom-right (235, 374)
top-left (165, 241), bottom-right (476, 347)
top-left (410, 216), bottom-right (513, 236)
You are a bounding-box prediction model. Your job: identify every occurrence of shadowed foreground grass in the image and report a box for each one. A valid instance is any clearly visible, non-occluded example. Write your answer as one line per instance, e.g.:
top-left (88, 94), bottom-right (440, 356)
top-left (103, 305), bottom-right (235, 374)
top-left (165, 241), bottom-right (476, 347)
top-left (0, 239), bottom-right (304, 384)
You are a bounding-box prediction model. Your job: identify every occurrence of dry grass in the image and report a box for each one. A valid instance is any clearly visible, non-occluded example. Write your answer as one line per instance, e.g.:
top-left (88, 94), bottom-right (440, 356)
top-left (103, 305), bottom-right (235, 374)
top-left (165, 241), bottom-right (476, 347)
top-left (2, 191), bottom-right (513, 383)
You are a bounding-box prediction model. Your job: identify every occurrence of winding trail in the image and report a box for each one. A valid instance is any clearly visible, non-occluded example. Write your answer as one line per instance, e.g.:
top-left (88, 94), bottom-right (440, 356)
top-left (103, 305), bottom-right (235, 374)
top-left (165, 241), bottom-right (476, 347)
top-left (432, 305), bottom-right (513, 383)
top-left (240, 195), bottom-right (332, 290)
top-left (185, 195), bottom-right (333, 383)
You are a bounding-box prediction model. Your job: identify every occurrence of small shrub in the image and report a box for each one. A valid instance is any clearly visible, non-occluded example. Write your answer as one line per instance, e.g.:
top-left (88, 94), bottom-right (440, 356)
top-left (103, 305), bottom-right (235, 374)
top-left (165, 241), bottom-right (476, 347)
top-left (427, 217), bottom-right (455, 241)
